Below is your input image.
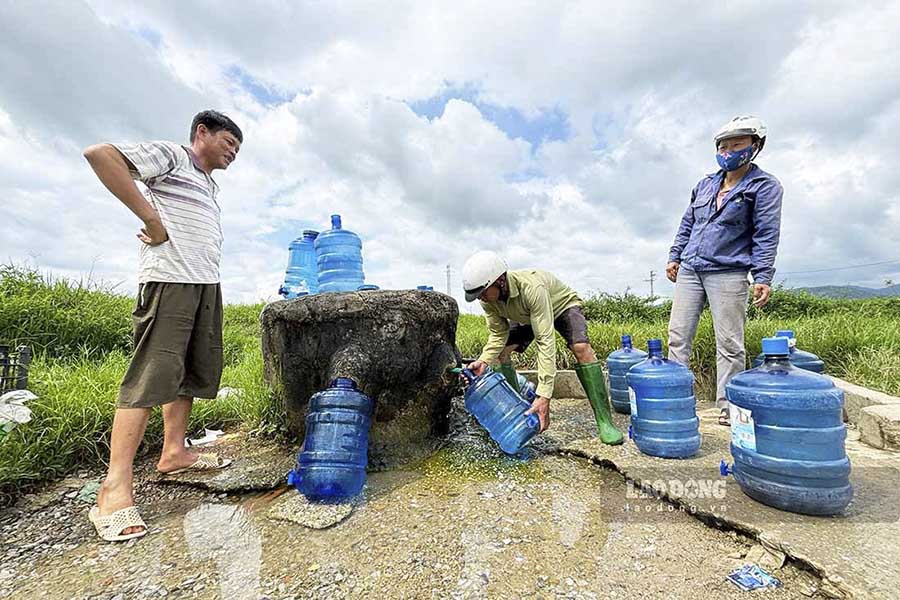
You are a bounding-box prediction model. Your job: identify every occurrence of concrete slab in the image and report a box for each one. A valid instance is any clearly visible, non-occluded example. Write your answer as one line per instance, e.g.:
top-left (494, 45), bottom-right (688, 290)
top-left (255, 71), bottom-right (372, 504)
top-left (542, 398), bottom-right (900, 600)
top-left (858, 404), bottom-right (900, 451)
top-left (156, 434), bottom-right (296, 492)
top-left (520, 369), bottom-right (586, 399)
top-left (830, 375), bottom-right (900, 426)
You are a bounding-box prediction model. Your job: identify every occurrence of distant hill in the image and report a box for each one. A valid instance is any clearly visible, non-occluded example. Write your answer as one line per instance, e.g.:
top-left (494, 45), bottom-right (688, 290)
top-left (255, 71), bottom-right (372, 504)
top-left (791, 284), bottom-right (900, 299)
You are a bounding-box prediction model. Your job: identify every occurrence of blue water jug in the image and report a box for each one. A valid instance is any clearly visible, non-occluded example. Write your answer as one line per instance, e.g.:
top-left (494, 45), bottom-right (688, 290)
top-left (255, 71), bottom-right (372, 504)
top-left (416, 285), bottom-right (434, 291)
top-left (315, 214), bottom-right (365, 292)
top-left (626, 339), bottom-right (701, 458)
top-left (279, 230), bottom-right (319, 298)
top-left (286, 378), bottom-right (373, 500)
top-left (751, 330), bottom-right (824, 373)
top-left (460, 368), bottom-right (540, 454)
top-left (723, 337), bottom-right (852, 516)
top-left (607, 334), bottom-right (648, 414)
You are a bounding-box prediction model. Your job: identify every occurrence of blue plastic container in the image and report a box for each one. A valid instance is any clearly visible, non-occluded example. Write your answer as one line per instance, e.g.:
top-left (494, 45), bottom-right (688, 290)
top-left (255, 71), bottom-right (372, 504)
top-left (626, 339), bottom-right (701, 458)
top-left (607, 334), bottom-right (648, 414)
top-left (724, 337), bottom-right (852, 516)
top-left (315, 214), bottom-right (365, 292)
top-left (279, 230), bottom-right (319, 298)
top-left (416, 285), bottom-right (434, 291)
top-left (460, 368), bottom-right (540, 454)
top-left (287, 378), bottom-right (373, 500)
top-left (751, 330), bottom-right (824, 373)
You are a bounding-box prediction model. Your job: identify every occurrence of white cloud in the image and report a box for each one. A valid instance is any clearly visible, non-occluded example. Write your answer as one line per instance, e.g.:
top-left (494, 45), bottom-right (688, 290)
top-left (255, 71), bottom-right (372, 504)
top-left (2, 1), bottom-right (900, 306)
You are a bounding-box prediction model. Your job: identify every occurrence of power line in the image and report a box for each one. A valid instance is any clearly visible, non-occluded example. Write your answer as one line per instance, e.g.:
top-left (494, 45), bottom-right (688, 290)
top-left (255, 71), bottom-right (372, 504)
top-left (780, 259), bottom-right (900, 275)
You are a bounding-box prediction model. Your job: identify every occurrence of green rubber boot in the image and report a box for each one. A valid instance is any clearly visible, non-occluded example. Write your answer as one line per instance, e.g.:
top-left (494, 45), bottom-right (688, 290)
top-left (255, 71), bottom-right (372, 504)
top-left (575, 361), bottom-right (624, 445)
top-left (497, 363), bottom-right (519, 390)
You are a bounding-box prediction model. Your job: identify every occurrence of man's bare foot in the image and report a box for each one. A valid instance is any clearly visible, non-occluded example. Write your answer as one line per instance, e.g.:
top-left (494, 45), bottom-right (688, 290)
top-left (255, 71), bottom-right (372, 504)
top-left (96, 478), bottom-right (145, 536)
top-left (156, 448), bottom-right (200, 474)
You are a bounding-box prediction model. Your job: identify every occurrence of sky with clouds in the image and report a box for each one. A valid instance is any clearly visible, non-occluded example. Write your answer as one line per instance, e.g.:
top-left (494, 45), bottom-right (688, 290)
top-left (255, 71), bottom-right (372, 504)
top-left (2, 1), bottom-right (899, 308)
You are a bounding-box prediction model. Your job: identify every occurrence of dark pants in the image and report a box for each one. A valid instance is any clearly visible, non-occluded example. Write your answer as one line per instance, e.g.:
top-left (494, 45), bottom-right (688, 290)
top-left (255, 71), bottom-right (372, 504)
top-left (506, 306), bottom-right (590, 352)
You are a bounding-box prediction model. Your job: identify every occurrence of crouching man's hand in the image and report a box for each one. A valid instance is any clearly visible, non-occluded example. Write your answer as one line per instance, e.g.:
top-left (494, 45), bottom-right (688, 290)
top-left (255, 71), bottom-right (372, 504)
top-left (466, 360), bottom-right (488, 377)
top-left (525, 396), bottom-right (551, 432)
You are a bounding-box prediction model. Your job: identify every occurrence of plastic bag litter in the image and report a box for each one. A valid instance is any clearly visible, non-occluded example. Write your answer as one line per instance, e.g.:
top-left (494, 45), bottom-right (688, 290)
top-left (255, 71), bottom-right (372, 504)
top-left (185, 428), bottom-right (225, 447)
top-left (0, 390), bottom-right (37, 437)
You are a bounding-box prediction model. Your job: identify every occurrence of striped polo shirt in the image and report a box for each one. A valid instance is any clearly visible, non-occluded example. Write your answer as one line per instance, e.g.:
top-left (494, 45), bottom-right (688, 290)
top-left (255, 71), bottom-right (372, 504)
top-left (113, 141), bottom-right (223, 284)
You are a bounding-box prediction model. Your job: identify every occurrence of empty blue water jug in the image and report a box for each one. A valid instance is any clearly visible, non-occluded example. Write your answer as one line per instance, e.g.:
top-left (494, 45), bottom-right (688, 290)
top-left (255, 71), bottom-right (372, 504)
top-left (626, 339), bottom-right (701, 458)
top-left (460, 368), bottom-right (540, 454)
top-left (279, 230), bottom-right (319, 298)
top-left (416, 285), bottom-right (434, 291)
top-left (286, 378), bottom-right (373, 500)
top-left (751, 330), bottom-right (824, 373)
top-left (607, 334), bottom-right (648, 414)
top-left (315, 214), bottom-right (365, 292)
top-left (724, 337), bottom-right (852, 515)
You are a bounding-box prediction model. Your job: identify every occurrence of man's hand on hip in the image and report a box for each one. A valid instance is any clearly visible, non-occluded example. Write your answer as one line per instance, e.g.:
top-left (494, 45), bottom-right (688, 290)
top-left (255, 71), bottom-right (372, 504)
top-left (138, 216), bottom-right (169, 246)
top-left (666, 261), bottom-right (680, 283)
top-left (753, 283), bottom-right (772, 307)
top-left (525, 396), bottom-right (550, 432)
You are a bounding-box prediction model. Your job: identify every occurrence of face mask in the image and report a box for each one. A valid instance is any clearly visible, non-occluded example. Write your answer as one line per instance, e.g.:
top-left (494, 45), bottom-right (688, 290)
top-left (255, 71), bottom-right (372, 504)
top-left (716, 144), bottom-right (755, 171)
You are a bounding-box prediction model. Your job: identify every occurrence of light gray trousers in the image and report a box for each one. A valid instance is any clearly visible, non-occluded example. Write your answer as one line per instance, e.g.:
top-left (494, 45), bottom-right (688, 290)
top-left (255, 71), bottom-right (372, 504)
top-left (667, 267), bottom-right (750, 403)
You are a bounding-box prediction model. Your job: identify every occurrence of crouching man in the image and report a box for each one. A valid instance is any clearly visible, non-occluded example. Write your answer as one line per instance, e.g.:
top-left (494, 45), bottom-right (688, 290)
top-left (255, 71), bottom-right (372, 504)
top-left (462, 251), bottom-right (623, 444)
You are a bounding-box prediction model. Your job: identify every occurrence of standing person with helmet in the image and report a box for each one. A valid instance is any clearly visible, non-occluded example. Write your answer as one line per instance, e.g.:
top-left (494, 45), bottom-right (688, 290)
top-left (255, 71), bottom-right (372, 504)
top-left (666, 115), bottom-right (783, 426)
top-left (461, 251), bottom-right (623, 444)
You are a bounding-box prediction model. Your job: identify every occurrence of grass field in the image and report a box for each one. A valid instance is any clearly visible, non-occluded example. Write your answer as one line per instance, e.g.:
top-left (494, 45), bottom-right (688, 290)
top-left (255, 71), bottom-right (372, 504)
top-left (2, 265), bottom-right (899, 502)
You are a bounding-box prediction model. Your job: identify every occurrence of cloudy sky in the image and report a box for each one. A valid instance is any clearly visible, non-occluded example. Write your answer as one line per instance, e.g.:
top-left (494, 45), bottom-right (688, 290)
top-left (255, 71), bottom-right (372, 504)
top-left (2, 1), bottom-right (899, 307)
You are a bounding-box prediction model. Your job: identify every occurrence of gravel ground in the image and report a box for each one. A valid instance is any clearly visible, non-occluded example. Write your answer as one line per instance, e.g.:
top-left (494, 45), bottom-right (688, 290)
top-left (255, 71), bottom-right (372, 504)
top-left (0, 399), bottom-right (829, 599)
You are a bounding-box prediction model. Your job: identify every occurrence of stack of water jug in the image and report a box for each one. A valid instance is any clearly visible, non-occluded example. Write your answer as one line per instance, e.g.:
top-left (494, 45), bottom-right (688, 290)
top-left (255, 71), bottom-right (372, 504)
top-left (609, 332), bottom-right (851, 516)
top-left (723, 334), bottom-right (851, 515)
top-left (279, 214), bottom-right (372, 299)
top-left (287, 377), bottom-right (374, 501)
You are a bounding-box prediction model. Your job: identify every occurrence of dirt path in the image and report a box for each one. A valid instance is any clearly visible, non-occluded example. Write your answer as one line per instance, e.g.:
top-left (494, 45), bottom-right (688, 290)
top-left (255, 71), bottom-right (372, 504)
top-left (0, 400), bottom-right (825, 599)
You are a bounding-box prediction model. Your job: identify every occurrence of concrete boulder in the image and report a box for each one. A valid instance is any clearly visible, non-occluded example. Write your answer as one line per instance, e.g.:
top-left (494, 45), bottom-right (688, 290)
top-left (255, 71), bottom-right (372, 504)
top-left (260, 290), bottom-right (461, 468)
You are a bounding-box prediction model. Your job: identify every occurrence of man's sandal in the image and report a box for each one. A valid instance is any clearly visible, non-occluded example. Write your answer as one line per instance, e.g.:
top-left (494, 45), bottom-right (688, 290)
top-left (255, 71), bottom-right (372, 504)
top-left (159, 453), bottom-right (232, 475)
top-left (88, 506), bottom-right (147, 542)
top-left (718, 406), bottom-right (731, 427)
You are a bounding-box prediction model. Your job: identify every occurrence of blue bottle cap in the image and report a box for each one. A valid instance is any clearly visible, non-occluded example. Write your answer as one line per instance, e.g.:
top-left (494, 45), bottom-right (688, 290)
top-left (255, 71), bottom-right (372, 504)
top-left (775, 329), bottom-right (794, 339)
top-left (331, 214), bottom-right (342, 229)
top-left (762, 336), bottom-right (790, 356)
top-left (621, 334), bottom-right (633, 348)
top-left (302, 230), bottom-right (319, 239)
top-left (331, 377), bottom-right (358, 389)
top-left (647, 338), bottom-right (663, 354)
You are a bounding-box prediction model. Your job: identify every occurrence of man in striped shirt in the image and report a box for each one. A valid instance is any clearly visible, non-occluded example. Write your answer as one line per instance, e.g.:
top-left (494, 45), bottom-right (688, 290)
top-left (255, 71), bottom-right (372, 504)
top-left (83, 110), bottom-right (242, 541)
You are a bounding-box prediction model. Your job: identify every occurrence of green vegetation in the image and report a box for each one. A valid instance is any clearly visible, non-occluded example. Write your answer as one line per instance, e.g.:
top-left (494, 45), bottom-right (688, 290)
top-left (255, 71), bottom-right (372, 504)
top-left (0, 266), bottom-right (275, 504)
top-left (2, 265), bottom-right (899, 503)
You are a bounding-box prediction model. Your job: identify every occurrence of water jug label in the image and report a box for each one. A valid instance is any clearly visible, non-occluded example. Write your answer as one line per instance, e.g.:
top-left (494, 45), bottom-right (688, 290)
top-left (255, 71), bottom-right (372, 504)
top-left (628, 387), bottom-right (637, 415)
top-left (730, 405), bottom-right (756, 451)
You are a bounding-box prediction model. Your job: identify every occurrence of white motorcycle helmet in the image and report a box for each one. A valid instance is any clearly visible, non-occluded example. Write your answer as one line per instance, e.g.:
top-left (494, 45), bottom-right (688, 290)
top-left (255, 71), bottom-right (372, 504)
top-left (714, 115), bottom-right (768, 156)
top-left (462, 250), bottom-right (508, 302)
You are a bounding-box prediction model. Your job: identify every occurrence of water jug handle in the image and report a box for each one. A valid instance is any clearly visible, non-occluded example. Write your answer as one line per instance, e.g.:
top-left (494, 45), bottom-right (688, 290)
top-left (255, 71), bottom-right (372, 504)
top-left (287, 468), bottom-right (302, 487)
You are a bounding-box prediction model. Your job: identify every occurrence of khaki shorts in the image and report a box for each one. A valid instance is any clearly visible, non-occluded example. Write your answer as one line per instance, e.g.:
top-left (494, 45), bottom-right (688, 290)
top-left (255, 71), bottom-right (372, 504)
top-left (117, 282), bottom-right (224, 408)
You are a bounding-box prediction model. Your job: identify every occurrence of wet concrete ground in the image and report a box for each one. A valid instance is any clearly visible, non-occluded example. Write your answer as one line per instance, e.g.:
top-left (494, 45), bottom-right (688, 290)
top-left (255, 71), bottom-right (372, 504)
top-left (560, 403), bottom-right (900, 600)
top-left (1, 399), bottom-right (826, 599)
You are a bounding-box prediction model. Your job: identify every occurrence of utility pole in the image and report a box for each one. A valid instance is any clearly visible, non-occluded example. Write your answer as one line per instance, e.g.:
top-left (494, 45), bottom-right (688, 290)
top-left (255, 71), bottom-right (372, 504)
top-left (644, 270), bottom-right (656, 297)
top-left (446, 264), bottom-right (451, 295)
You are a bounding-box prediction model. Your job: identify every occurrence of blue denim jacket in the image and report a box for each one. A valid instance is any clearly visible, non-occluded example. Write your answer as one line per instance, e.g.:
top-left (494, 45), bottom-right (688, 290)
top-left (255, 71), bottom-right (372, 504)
top-left (668, 164), bottom-right (783, 285)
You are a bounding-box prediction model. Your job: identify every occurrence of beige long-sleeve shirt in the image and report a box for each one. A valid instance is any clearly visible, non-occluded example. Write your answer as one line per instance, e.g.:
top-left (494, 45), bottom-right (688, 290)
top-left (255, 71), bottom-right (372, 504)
top-left (477, 269), bottom-right (581, 398)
